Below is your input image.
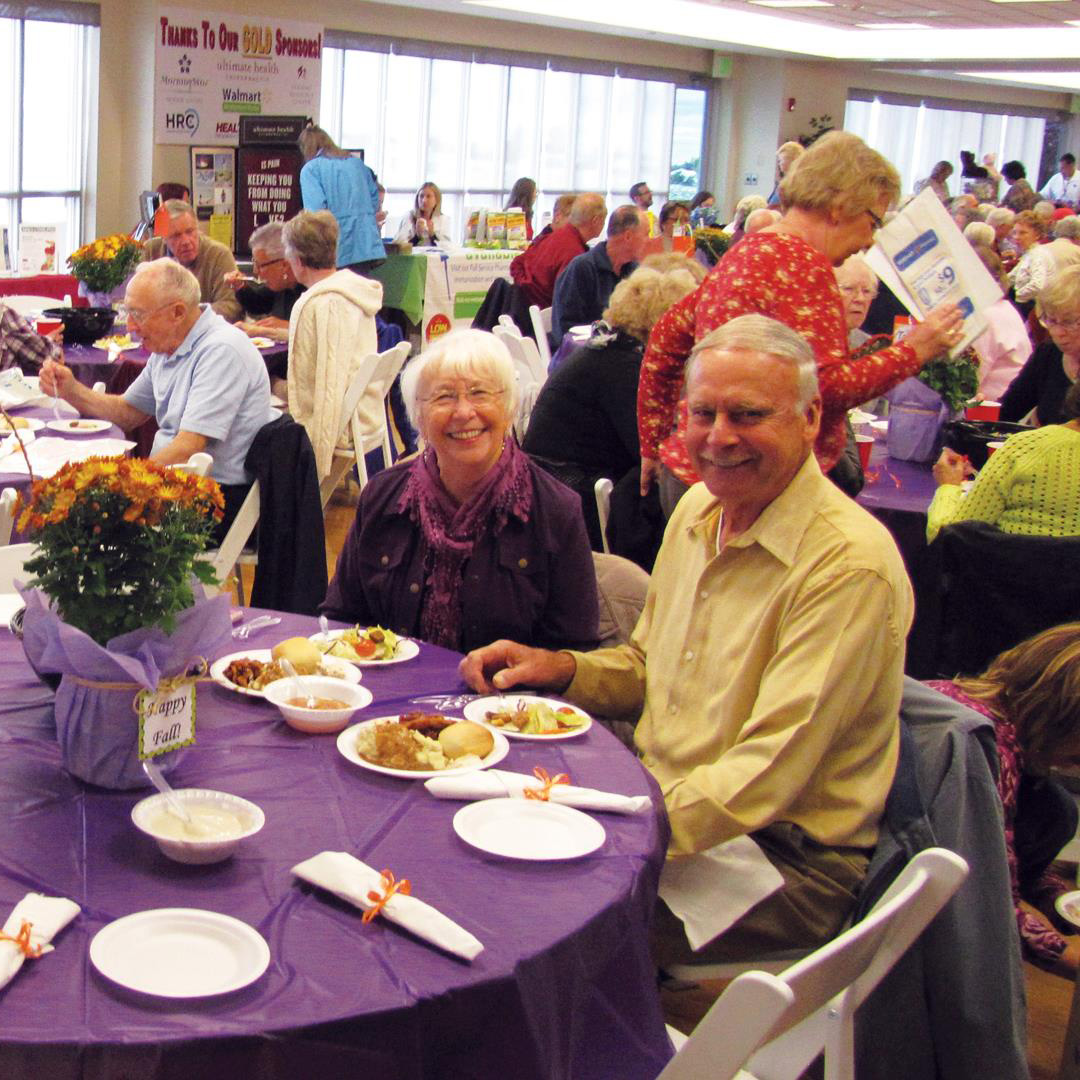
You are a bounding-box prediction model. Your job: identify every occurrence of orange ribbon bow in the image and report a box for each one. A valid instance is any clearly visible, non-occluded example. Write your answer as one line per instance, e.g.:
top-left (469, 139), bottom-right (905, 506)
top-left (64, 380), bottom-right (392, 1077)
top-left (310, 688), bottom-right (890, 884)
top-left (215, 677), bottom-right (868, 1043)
top-left (0, 920), bottom-right (43, 958)
top-left (362, 870), bottom-right (412, 924)
top-left (523, 765), bottom-right (570, 802)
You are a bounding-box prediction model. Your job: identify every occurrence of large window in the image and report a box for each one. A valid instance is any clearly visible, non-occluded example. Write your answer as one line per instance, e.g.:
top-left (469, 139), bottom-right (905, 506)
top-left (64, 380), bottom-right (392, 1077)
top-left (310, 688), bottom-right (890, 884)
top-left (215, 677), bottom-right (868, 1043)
top-left (0, 9), bottom-right (99, 267)
top-left (845, 94), bottom-right (1047, 200)
top-left (320, 39), bottom-right (708, 241)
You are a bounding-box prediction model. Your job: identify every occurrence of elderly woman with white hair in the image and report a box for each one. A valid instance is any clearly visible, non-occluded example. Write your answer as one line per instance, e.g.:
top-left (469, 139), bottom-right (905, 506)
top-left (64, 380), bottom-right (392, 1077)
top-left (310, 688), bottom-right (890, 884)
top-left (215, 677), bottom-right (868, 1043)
top-left (321, 329), bottom-right (599, 651)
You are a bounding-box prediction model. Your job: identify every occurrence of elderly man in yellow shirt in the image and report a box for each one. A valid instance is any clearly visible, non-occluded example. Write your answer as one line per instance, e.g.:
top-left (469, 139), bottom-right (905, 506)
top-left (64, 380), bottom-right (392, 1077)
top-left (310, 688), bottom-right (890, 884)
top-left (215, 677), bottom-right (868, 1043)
top-left (461, 313), bottom-right (914, 963)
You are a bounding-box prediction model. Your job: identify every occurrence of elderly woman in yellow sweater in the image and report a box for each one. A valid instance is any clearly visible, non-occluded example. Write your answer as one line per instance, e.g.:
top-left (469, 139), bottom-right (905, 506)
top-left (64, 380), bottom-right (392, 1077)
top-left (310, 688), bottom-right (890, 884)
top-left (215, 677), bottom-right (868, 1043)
top-left (927, 378), bottom-right (1080, 541)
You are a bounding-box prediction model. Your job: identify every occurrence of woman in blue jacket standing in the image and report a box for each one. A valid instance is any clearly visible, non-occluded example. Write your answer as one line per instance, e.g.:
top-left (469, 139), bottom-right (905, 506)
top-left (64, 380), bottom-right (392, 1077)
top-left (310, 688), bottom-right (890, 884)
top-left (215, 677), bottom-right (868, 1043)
top-left (298, 124), bottom-right (385, 274)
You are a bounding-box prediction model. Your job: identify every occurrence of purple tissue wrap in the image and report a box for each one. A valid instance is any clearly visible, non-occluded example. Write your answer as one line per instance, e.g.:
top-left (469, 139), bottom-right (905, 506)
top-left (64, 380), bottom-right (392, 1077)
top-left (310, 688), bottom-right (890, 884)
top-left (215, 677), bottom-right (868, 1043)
top-left (17, 587), bottom-right (232, 789)
top-left (886, 376), bottom-right (952, 463)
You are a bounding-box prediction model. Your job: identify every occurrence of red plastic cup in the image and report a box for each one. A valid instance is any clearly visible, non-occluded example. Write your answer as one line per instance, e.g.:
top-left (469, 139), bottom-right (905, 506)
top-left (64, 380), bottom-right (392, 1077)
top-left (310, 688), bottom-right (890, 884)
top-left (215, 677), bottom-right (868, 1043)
top-left (35, 318), bottom-right (62, 336)
top-left (965, 401), bottom-right (1001, 422)
top-left (856, 434), bottom-right (874, 470)
top-left (986, 440), bottom-right (1005, 457)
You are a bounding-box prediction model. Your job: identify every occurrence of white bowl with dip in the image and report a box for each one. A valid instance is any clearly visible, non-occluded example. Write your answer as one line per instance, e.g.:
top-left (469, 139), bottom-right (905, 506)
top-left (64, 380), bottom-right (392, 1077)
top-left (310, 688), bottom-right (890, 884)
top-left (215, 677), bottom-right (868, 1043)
top-left (131, 788), bottom-right (265, 865)
top-left (263, 675), bottom-right (373, 734)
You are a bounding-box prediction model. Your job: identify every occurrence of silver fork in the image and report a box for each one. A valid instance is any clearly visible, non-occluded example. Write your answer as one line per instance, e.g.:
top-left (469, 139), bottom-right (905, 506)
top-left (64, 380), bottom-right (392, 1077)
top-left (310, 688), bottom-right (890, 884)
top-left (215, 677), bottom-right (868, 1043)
top-left (410, 693), bottom-right (478, 710)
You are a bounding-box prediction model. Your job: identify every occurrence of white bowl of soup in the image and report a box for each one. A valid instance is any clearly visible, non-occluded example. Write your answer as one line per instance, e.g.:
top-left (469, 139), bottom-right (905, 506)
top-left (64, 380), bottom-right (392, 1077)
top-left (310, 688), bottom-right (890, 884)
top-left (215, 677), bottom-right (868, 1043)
top-left (131, 788), bottom-right (265, 864)
top-left (263, 675), bottom-right (373, 733)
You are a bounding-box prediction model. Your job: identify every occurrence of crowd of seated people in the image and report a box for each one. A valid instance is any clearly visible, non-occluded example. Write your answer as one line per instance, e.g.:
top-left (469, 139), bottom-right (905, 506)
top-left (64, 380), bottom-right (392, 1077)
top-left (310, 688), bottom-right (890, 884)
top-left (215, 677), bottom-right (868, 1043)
top-left (9, 128), bottom-right (1080, 1004)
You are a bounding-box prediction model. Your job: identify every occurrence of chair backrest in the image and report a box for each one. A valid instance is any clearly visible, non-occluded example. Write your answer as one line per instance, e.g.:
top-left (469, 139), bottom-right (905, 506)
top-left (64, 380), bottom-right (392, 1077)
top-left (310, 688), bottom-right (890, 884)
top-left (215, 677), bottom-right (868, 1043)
top-left (657, 848), bottom-right (968, 1080)
top-left (175, 451), bottom-right (213, 477)
top-left (338, 341), bottom-right (411, 449)
top-left (931, 521), bottom-right (1080, 676)
top-left (0, 487), bottom-right (17, 546)
top-left (497, 313), bottom-right (522, 335)
top-left (529, 304), bottom-right (553, 370)
top-left (203, 482), bottom-right (261, 593)
top-left (592, 551), bottom-right (649, 648)
top-left (0, 542), bottom-right (37, 593)
top-left (2, 295), bottom-right (59, 318)
top-left (594, 476), bottom-right (613, 555)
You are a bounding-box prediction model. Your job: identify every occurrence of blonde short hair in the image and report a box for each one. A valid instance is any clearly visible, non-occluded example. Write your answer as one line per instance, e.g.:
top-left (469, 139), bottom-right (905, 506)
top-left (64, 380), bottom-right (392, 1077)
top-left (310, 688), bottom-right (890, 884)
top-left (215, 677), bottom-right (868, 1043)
top-left (283, 210), bottom-right (338, 270)
top-left (779, 131), bottom-right (900, 218)
top-left (963, 222), bottom-right (995, 247)
top-left (603, 263), bottom-right (703, 342)
top-left (1037, 263), bottom-right (1080, 321)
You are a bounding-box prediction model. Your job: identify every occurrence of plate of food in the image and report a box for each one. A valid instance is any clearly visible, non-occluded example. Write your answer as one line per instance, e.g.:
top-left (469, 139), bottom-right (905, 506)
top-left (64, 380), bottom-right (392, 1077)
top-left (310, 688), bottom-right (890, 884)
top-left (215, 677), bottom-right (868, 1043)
top-left (210, 637), bottom-right (361, 698)
top-left (46, 418), bottom-right (112, 435)
top-left (463, 695), bottom-right (592, 740)
top-left (247, 336), bottom-right (276, 349)
top-left (0, 415), bottom-right (44, 434)
top-left (92, 333), bottom-right (137, 351)
top-left (310, 625), bottom-right (420, 666)
top-left (1055, 890), bottom-right (1080, 930)
top-left (336, 713), bottom-right (509, 778)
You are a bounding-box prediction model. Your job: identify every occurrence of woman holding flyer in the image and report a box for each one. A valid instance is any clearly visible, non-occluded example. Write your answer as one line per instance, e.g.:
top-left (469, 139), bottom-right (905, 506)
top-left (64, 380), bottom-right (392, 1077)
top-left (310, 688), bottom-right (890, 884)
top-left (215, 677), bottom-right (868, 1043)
top-left (636, 131), bottom-right (965, 513)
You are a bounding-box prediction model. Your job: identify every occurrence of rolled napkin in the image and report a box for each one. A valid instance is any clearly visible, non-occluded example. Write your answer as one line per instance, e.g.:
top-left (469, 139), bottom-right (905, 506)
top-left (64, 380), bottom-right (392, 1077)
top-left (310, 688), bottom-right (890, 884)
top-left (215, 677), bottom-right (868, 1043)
top-left (425, 767), bottom-right (652, 814)
top-left (291, 851), bottom-right (483, 962)
top-left (0, 893), bottom-right (81, 990)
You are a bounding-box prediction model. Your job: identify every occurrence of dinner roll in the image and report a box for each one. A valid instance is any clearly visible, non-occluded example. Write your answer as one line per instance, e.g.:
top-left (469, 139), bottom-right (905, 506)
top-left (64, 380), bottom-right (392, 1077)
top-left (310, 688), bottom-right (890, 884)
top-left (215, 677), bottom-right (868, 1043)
top-left (438, 721), bottom-right (494, 760)
top-left (271, 637), bottom-right (322, 675)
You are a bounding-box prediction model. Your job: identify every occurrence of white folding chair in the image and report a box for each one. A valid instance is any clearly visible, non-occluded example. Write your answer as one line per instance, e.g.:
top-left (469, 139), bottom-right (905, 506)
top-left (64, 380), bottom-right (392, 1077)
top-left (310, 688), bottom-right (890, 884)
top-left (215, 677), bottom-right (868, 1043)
top-left (174, 451), bottom-right (212, 477)
top-left (321, 340), bottom-right (411, 506)
top-left (0, 542), bottom-right (37, 592)
top-left (201, 482), bottom-right (261, 604)
top-left (529, 304), bottom-right (553, 371)
top-left (493, 325), bottom-right (546, 438)
top-left (497, 314), bottom-right (521, 335)
top-left (0, 487), bottom-right (17, 546)
top-left (594, 477), bottom-right (613, 555)
top-left (2, 295), bottom-right (60, 318)
top-left (658, 847), bottom-right (968, 1080)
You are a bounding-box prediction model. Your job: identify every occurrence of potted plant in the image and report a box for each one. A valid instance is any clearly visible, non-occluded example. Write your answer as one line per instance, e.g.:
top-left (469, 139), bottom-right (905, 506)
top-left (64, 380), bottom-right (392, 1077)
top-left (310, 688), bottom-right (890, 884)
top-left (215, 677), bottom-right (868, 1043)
top-left (67, 233), bottom-right (143, 308)
top-left (15, 456), bottom-right (232, 789)
top-left (886, 349), bottom-right (979, 464)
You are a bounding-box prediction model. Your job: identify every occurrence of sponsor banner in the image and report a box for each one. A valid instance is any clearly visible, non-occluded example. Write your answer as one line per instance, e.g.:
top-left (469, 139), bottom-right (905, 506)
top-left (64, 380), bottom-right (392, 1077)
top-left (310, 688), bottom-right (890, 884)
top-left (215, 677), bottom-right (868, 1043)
top-left (155, 7), bottom-right (322, 146)
top-left (421, 251), bottom-right (515, 347)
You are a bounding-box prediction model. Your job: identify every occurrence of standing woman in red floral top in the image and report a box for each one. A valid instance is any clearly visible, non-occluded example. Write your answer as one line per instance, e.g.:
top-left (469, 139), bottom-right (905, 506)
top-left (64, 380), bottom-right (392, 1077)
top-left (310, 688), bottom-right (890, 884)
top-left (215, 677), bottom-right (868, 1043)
top-left (638, 131), bottom-right (966, 512)
top-left (929, 623), bottom-right (1080, 977)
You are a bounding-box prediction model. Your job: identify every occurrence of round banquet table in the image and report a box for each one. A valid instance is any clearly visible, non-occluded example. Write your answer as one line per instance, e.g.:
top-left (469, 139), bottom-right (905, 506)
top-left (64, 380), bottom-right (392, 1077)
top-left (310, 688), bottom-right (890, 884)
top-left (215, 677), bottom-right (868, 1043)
top-left (0, 609), bottom-right (673, 1079)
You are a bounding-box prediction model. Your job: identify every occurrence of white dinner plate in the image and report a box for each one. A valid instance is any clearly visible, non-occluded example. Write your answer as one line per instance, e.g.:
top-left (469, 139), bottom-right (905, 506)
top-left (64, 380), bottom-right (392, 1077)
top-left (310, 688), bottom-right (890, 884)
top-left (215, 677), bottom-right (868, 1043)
top-left (309, 629), bottom-right (420, 667)
top-left (1055, 891), bottom-right (1080, 930)
top-left (0, 416), bottom-right (44, 434)
top-left (248, 336), bottom-right (276, 349)
top-left (336, 716), bottom-right (509, 779)
top-left (453, 798), bottom-right (606, 860)
top-left (462, 695), bottom-right (593, 741)
top-left (89, 908), bottom-right (270, 998)
top-left (46, 418), bottom-right (112, 435)
top-left (210, 648), bottom-right (361, 699)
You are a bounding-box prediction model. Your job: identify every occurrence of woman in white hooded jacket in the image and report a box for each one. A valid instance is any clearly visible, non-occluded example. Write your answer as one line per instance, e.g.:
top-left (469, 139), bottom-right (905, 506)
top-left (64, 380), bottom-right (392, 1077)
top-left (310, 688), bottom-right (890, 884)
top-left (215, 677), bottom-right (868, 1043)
top-left (283, 210), bottom-right (384, 481)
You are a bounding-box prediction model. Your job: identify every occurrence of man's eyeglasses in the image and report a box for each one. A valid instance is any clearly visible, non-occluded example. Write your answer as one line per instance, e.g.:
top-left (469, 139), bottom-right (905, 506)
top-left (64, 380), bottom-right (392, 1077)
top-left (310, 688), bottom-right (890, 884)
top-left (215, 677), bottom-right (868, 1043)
top-left (119, 301), bottom-right (176, 325)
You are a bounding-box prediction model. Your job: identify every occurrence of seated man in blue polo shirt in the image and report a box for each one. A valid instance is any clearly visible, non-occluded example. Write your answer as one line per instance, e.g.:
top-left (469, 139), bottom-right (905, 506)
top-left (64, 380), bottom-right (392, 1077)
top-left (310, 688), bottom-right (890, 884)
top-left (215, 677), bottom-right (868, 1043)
top-left (40, 259), bottom-right (271, 539)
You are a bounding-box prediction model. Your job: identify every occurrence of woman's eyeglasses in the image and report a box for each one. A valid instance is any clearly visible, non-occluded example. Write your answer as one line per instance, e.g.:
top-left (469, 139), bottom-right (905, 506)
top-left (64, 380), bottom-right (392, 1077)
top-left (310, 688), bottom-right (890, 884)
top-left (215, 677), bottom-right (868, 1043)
top-left (422, 386), bottom-right (506, 411)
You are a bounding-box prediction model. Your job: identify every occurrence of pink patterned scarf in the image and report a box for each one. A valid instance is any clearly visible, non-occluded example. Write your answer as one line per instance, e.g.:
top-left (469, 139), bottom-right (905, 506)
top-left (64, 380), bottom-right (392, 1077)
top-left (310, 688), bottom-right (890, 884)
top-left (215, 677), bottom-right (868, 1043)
top-left (398, 440), bottom-right (532, 649)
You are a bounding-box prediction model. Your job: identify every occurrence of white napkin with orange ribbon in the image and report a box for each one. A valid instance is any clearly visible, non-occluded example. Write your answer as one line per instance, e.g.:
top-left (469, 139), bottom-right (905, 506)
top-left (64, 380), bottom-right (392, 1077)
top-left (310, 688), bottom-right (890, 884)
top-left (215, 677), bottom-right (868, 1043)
top-left (291, 851), bottom-right (483, 962)
top-left (425, 769), bottom-right (652, 814)
top-left (0, 893), bottom-right (81, 990)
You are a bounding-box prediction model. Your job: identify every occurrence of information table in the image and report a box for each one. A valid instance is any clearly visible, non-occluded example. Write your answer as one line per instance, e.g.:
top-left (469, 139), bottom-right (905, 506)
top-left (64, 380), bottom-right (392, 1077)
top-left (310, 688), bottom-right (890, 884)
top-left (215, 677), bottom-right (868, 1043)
top-left (372, 250), bottom-right (516, 347)
top-left (0, 610), bottom-right (672, 1079)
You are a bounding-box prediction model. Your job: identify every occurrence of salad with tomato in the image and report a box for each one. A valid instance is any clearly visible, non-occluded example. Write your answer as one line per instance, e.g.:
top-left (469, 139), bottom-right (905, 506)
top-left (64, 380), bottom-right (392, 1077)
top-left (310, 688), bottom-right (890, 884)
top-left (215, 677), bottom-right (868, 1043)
top-left (321, 625), bottom-right (401, 662)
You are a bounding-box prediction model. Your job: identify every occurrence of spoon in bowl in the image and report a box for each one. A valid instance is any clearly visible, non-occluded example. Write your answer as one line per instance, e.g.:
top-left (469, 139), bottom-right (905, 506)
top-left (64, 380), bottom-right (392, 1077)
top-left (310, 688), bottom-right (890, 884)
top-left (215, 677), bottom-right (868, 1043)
top-left (142, 760), bottom-right (212, 836)
top-left (279, 657), bottom-right (316, 709)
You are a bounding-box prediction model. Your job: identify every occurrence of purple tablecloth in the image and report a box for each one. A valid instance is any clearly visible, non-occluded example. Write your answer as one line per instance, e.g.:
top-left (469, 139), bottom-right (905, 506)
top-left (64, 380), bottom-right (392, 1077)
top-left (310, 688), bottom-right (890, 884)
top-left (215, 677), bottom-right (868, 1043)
top-left (0, 609), bottom-right (671, 1079)
top-left (856, 439), bottom-right (936, 516)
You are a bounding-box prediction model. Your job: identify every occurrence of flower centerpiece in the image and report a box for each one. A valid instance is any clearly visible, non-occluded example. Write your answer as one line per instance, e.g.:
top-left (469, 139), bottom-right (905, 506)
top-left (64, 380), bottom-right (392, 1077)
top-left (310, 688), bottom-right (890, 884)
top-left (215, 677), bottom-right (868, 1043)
top-left (15, 456), bottom-right (233, 789)
top-left (67, 233), bottom-right (143, 307)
